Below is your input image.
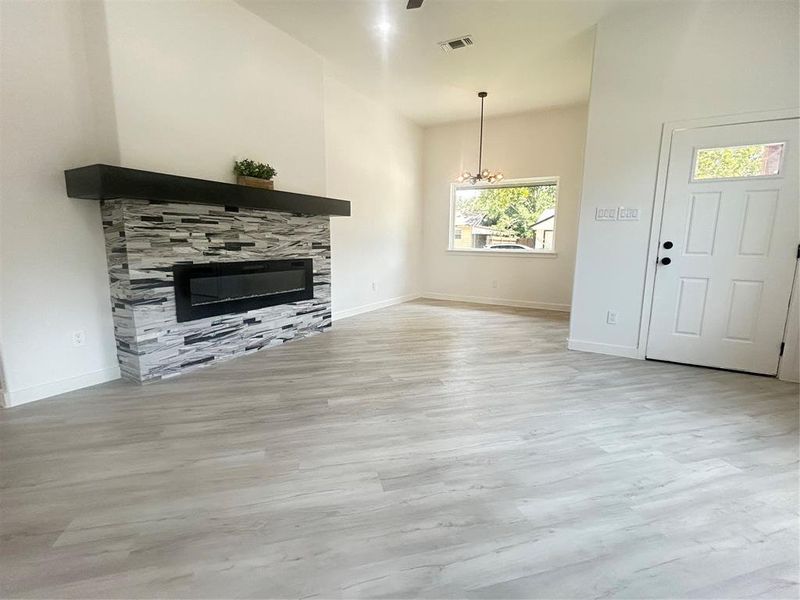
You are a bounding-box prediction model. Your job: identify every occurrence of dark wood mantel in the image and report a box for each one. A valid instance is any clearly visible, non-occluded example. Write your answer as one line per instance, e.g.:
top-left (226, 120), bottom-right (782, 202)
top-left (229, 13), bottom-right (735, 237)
top-left (64, 164), bottom-right (351, 217)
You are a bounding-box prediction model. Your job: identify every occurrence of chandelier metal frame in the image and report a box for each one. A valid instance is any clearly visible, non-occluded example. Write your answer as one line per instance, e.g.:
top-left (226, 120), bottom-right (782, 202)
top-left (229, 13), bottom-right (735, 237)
top-left (457, 91), bottom-right (504, 185)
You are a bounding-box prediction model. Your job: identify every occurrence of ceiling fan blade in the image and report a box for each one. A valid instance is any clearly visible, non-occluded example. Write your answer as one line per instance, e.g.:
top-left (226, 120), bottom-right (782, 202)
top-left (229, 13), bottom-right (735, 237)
top-left (406, 0), bottom-right (424, 9)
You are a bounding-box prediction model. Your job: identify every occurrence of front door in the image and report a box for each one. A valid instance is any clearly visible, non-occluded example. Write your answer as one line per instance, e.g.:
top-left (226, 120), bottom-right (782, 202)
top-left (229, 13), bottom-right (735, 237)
top-left (647, 118), bottom-right (799, 375)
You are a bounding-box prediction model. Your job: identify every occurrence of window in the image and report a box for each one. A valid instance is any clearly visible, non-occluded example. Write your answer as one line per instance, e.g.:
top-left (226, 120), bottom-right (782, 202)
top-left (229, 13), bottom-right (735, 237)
top-left (692, 142), bottom-right (785, 181)
top-left (450, 179), bottom-right (558, 253)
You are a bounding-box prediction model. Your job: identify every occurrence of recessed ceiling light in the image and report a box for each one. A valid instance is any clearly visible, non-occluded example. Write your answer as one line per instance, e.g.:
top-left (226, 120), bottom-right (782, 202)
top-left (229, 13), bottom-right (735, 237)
top-left (375, 20), bottom-right (392, 35)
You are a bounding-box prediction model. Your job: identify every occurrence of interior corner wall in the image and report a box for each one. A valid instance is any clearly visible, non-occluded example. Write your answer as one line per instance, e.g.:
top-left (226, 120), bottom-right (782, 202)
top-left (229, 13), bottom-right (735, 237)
top-left (323, 74), bottom-right (423, 319)
top-left (421, 105), bottom-right (588, 311)
top-left (0, 0), bottom-right (120, 406)
top-left (1, 0), bottom-right (425, 406)
top-left (569, 0), bottom-right (800, 355)
top-left (103, 0), bottom-right (426, 320)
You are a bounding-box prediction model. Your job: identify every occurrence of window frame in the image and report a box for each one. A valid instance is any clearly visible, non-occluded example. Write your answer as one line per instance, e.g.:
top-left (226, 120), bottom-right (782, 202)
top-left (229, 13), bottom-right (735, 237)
top-left (447, 176), bottom-right (560, 257)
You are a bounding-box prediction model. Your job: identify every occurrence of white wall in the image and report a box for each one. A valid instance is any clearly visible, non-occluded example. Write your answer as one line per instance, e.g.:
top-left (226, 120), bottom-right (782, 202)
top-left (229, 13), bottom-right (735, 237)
top-left (0, 0), bottom-right (120, 406)
top-left (0, 0), bottom-right (424, 406)
top-left (421, 105), bottom-right (588, 311)
top-left (570, 0), bottom-right (800, 356)
top-left (104, 0), bottom-right (326, 196)
top-left (324, 75), bottom-right (423, 319)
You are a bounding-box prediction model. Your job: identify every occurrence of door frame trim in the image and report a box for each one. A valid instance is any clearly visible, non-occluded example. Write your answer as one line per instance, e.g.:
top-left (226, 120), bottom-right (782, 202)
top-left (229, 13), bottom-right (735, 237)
top-left (637, 108), bottom-right (800, 360)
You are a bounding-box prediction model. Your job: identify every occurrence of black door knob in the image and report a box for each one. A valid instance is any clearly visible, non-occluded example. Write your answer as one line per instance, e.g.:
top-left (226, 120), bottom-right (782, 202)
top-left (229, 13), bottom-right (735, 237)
top-left (663, 241), bottom-right (674, 249)
top-left (660, 257), bottom-right (672, 265)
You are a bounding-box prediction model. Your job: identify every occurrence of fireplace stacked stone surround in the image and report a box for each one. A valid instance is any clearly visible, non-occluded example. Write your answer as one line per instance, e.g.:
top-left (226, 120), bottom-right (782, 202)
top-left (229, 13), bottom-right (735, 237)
top-left (101, 198), bottom-right (332, 382)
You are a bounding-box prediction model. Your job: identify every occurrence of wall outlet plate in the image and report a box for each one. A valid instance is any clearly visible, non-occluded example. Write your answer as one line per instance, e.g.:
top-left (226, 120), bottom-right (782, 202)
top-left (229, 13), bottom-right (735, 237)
top-left (606, 311), bottom-right (618, 325)
top-left (618, 207), bottom-right (640, 221)
top-left (72, 330), bottom-right (86, 346)
top-left (595, 207), bottom-right (618, 221)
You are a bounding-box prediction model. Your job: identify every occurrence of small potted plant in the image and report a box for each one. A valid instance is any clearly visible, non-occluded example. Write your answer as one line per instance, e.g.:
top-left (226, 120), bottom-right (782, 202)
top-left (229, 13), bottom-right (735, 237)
top-left (233, 158), bottom-right (277, 190)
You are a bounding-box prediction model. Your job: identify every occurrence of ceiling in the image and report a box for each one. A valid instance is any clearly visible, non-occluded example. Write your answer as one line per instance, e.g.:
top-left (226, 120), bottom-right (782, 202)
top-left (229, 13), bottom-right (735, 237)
top-left (237, 0), bottom-right (625, 126)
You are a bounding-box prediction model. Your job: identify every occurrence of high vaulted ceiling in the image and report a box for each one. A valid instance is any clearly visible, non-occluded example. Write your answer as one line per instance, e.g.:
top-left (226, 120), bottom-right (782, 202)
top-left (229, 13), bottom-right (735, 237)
top-left (237, 0), bottom-right (625, 126)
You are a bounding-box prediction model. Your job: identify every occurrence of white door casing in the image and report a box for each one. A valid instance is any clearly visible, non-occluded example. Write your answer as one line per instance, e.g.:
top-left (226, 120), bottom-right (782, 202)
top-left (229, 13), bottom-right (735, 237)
top-left (646, 118), bottom-right (799, 375)
top-left (777, 265), bottom-right (799, 382)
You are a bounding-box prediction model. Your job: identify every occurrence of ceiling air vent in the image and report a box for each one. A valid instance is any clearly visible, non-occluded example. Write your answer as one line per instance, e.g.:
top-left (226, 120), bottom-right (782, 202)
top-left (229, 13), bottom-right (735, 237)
top-left (439, 35), bottom-right (474, 53)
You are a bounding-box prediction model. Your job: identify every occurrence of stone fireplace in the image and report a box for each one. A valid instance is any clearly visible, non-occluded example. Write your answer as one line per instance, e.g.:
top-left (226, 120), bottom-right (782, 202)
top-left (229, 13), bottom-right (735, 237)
top-left (66, 164), bottom-right (350, 383)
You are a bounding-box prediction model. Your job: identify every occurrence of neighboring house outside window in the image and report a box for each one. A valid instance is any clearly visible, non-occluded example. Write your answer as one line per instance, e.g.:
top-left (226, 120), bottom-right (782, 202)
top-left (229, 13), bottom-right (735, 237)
top-left (530, 208), bottom-right (555, 249)
top-left (450, 178), bottom-right (558, 253)
top-left (453, 214), bottom-right (515, 249)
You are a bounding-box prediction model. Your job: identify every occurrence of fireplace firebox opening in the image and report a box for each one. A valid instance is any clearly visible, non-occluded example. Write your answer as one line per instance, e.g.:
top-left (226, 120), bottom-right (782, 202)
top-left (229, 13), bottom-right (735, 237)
top-left (173, 259), bottom-right (314, 322)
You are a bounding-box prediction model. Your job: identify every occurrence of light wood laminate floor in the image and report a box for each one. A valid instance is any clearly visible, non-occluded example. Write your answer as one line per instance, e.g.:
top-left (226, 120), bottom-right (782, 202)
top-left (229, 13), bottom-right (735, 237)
top-left (1, 300), bottom-right (798, 599)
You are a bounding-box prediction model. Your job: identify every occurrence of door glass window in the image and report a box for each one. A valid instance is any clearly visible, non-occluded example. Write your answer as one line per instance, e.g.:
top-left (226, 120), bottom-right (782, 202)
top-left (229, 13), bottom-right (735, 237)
top-left (692, 142), bottom-right (784, 181)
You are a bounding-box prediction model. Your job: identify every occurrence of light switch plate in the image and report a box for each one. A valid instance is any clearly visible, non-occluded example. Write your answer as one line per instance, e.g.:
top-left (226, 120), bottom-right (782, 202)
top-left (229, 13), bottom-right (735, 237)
top-left (618, 207), bottom-right (640, 221)
top-left (595, 207), bottom-right (618, 221)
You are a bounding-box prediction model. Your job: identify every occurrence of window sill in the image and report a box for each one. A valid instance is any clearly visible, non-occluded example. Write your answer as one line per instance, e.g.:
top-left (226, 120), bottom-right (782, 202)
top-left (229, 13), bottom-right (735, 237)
top-left (446, 249), bottom-right (558, 258)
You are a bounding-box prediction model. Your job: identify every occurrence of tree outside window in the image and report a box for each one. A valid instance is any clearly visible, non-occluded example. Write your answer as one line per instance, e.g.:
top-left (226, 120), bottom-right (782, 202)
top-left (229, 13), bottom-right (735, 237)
top-left (452, 182), bottom-right (558, 251)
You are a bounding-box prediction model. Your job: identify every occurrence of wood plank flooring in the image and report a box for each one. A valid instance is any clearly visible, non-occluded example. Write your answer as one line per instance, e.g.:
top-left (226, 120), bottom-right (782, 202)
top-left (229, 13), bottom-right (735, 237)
top-left (1, 300), bottom-right (798, 599)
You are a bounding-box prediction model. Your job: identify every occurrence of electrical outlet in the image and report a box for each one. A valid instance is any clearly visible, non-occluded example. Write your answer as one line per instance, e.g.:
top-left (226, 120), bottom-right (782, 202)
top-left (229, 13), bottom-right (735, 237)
top-left (491, 280), bottom-right (498, 289)
top-left (72, 330), bottom-right (86, 347)
top-left (371, 281), bottom-right (377, 292)
top-left (606, 311), bottom-right (618, 325)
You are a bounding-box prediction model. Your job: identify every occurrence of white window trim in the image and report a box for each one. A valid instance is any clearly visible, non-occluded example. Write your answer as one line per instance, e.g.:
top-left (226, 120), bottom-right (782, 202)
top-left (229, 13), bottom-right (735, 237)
top-left (447, 176), bottom-right (560, 256)
top-left (446, 248), bottom-right (558, 258)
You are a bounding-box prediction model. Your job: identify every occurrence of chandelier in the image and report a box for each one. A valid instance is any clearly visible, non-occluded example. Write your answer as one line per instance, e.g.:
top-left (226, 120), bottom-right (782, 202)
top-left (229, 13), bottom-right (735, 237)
top-left (457, 91), bottom-right (504, 185)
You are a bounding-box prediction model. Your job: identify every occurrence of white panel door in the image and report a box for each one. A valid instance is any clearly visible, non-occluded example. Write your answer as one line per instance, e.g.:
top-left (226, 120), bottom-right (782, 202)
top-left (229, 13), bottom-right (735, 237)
top-left (647, 118), bottom-right (799, 375)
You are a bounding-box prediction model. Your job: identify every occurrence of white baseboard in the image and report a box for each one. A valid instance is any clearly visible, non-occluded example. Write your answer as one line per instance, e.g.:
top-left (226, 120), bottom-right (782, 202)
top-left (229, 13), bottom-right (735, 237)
top-left (421, 292), bottom-right (570, 313)
top-left (567, 338), bottom-right (642, 359)
top-left (2, 366), bottom-right (121, 408)
top-left (333, 293), bottom-right (421, 321)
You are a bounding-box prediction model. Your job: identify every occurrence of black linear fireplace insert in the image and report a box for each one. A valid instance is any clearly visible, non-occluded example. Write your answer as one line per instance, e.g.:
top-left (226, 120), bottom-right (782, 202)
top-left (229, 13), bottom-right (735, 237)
top-left (173, 259), bottom-right (314, 322)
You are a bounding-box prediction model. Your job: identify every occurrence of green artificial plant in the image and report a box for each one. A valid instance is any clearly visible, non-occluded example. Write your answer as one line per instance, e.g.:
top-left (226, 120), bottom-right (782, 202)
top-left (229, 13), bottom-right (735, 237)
top-left (233, 158), bottom-right (277, 181)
